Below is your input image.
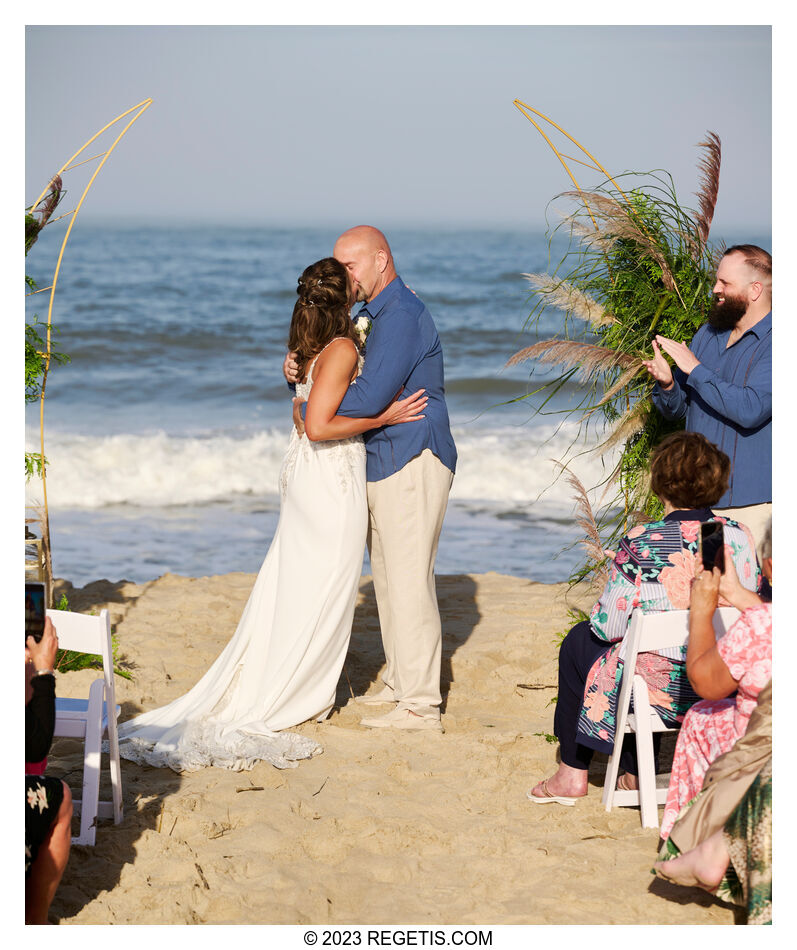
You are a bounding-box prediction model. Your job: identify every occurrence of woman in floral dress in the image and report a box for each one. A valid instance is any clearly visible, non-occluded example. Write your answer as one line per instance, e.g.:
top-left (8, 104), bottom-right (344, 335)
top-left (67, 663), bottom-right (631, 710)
top-left (528, 432), bottom-right (760, 804)
top-left (658, 522), bottom-right (772, 838)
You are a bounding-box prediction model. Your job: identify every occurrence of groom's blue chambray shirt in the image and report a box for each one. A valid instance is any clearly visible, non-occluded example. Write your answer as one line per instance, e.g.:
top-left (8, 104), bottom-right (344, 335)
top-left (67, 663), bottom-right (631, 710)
top-left (651, 311), bottom-right (772, 508)
top-left (334, 277), bottom-right (457, 482)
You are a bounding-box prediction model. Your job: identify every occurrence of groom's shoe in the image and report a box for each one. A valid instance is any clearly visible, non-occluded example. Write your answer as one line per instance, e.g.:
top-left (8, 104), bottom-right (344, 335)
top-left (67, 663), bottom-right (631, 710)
top-left (360, 707), bottom-right (443, 732)
top-left (356, 685), bottom-right (397, 706)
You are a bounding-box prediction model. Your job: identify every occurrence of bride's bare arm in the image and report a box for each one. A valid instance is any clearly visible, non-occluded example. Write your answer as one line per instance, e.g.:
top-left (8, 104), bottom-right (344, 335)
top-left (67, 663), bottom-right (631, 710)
top-left (303, 340), bottom-right (427, 442)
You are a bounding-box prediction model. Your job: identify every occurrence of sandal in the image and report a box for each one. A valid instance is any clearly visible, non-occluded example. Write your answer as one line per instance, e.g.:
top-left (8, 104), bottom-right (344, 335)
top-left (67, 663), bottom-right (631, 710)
top-left (526, 779), bottom-right (579, 806)
top-left (617, 774), bottom-right (638, 791)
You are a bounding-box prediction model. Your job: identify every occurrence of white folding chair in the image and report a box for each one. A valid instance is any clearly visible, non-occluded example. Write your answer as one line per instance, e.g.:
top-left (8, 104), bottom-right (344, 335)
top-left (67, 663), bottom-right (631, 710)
top-left (602, 606), bottom-right (740, 829)
top-left (47, 608), bottom-right (124, 845)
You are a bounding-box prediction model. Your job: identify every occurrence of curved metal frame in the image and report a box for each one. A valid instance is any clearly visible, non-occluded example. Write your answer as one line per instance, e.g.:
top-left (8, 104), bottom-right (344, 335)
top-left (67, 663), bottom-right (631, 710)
top-left (28, 98), bottom-right (153, 595)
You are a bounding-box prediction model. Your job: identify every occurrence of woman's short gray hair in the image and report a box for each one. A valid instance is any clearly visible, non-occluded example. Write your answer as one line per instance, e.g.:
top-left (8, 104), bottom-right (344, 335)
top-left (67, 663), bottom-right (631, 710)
top-left (760, 518), bottom-right (772, 560)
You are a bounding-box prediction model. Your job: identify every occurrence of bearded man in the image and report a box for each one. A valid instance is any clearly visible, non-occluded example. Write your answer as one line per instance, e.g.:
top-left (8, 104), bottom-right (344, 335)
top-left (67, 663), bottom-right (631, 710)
top-left (644, 244), bottom-right (772, 551)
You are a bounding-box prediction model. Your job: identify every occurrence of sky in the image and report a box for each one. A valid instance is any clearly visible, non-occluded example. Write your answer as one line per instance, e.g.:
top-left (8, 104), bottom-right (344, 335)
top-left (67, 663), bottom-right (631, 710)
top-left (24, 22), bottom-right (773, 237)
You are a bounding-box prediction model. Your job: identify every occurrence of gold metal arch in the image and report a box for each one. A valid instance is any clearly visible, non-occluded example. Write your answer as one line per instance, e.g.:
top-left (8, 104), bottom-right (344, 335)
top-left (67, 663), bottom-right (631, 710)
top-left (513, 100), bottom-right (627, 199)
top-left (512, 99), bottom-right (629, 232)
top-left (28, 98), bottom-right (153, 596)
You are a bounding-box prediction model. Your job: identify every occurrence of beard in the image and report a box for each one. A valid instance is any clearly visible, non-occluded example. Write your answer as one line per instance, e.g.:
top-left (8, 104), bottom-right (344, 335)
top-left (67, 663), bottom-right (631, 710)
top-left (707, 291), bottom-right (748, 331)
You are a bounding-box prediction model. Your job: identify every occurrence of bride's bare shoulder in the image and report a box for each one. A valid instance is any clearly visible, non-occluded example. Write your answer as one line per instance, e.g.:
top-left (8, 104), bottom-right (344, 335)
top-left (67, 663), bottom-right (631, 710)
top-left (314, 337), bottom-right (359, 374)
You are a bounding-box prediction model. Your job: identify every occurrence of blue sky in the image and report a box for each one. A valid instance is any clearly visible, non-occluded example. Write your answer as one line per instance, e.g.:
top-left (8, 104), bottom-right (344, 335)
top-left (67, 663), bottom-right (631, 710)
top-left (25, 23), bottom-right (772, 236)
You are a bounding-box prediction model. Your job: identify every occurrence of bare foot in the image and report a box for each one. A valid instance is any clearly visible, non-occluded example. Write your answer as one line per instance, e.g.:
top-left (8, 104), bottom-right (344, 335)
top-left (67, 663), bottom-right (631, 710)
top-left (617, 772), bottom-right (638, 791)
top-left (529, 763), bottom-right (588, 800)
top-left (653, 830), bottom-right (730, 892)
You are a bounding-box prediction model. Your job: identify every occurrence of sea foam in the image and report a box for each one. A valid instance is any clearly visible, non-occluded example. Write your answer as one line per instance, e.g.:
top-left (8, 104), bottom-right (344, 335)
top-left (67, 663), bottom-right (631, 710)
top-left (26, 422), bottom-right (619, 512)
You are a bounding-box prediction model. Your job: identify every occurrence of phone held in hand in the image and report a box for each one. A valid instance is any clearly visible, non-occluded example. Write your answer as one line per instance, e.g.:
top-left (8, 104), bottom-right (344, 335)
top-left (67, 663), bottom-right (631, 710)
top-left (25, 581), bottom-right (46, 643)
top-left (699, 521), bottom-right (725, 573)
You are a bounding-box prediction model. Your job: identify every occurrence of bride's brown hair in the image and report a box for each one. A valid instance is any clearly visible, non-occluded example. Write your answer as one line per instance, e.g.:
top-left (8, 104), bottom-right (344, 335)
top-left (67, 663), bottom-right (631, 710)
top-left (287, 257), bottom-right (359, 382)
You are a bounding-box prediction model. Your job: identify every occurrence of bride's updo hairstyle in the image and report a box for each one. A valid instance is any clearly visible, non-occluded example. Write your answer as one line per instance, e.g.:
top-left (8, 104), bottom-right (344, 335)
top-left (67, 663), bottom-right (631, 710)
top-left (288, 257), bottom-right (359, 382)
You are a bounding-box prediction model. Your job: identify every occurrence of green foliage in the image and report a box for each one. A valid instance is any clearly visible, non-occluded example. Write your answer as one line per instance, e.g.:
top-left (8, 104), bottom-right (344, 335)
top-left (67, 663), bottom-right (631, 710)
top-left (25, 194), bottom-right (71, 480)
top-left (26, 213), bottom-right (44, 254)
top-left (25, 315), bottom-right (70, 404)
top-left (518, 170), bottom-right (721, 584)
top-left (55, 635), bottom-right (132, 681)
top-left (555, 605), bottom-right (591, 645)
top-left (532, 731), bottom-right (558, 744)
top-left (25, 453), bottom-right (47, 480)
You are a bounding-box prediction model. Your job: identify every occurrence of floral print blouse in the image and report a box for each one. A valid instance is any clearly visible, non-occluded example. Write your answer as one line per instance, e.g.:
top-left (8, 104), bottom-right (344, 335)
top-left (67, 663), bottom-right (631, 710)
top-left (576, 509), bottom-right (760, 753)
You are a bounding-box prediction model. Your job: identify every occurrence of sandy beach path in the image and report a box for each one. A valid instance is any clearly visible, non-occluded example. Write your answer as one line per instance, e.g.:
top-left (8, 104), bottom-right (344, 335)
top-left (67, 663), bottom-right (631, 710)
top-left (46, 572), bottom-right (735, 925)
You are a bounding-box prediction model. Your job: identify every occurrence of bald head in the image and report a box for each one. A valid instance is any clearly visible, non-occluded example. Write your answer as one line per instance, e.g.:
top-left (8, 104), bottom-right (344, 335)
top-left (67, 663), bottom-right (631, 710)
top-left (333, 225), bottom-right (397, 303)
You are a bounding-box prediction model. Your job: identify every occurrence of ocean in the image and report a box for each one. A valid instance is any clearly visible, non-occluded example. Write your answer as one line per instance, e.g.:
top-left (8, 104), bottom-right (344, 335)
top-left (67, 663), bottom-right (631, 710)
top-left (24, 223), bottom-right (627, 587)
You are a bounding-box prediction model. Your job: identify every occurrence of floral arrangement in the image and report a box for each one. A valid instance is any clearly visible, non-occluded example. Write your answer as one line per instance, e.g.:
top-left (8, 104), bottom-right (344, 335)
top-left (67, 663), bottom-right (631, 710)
top-left (509, 109), bottom-right (723, 591)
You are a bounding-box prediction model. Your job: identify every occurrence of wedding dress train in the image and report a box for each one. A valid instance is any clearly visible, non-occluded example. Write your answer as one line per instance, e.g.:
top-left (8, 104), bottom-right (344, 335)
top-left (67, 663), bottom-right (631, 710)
top-left (118, 354), bottom-right (368, 771)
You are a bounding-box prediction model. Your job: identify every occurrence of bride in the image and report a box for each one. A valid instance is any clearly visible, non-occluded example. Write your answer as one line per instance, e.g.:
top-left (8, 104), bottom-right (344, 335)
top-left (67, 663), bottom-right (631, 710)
top-left (117, 257), bottom-right (426, 771)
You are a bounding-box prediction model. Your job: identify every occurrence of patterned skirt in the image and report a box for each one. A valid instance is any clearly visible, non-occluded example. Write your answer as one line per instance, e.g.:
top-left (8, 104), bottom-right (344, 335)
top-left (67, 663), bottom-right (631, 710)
top-left (656, 758), bottom-right (772, 924)
top-left (25, 774), bottom-right (65, 876)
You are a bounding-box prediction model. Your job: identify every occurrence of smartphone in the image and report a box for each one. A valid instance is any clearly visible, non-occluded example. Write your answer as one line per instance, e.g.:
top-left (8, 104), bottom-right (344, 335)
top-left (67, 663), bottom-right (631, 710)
top-left (699, 521), bottom-right (725, 573)
top-left (25, 581), bottom-right (46, 643)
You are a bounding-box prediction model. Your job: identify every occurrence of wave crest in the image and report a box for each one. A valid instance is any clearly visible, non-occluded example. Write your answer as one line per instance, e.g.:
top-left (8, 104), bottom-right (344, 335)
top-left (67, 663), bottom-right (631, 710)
top-left (26, 423), bottom-right (618, 511)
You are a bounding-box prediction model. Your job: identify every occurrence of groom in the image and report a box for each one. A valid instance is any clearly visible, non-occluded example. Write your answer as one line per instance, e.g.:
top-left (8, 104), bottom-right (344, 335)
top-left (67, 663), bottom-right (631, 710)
top-left (285, 225), bottom-right (457, 731)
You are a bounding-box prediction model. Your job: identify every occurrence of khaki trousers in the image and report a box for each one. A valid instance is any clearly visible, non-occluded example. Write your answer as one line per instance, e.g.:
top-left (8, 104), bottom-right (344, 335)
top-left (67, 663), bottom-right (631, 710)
top-left (713, 502), bottom-right (772, 560)
top-left (366, 449), bottom-right (454, 718)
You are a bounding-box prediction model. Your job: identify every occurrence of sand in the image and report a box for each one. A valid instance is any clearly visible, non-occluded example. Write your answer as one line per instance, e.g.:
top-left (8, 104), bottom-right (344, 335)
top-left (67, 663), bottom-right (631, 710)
top-left (45, 571), bottom-right (737, 925)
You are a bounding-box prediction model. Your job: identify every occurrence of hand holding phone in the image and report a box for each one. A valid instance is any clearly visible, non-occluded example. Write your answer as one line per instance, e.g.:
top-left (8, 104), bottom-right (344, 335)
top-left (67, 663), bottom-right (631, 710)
top-left (699, 521), bottom-right (725, 573)
top-left (25, 582), bottom-right (46, 644)
top-left (26, 617), bottom-right (58, 671)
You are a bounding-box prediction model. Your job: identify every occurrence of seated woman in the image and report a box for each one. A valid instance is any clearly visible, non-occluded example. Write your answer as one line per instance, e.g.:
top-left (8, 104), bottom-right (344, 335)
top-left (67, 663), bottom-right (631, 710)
top-left (26, 617), bottom-right (73, 924)
top-left (528, 431), bottom-right (760, 804)
top-left (659, 521), bottom-right (772, 838)
top-left (654, 679), bottom-right (772, 924)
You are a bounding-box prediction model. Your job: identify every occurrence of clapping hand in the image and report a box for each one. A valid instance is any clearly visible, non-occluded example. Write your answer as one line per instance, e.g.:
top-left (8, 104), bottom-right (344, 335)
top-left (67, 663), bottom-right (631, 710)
top-left (653, 335), bottom-right (700, 376)
top-left (642, 338), bottom-right (674, 388)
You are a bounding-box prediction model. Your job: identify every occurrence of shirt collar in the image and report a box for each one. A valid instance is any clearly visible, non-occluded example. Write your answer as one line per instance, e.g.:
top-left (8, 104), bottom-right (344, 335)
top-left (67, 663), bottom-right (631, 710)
top-left (747, 310), bottom-right (772, 340)
top-left (663, 507), bottom-right (714, 523)
top-left (717, 309), bottom-right (772, 344)
top-left (359, 276), bottom-right (403, 320)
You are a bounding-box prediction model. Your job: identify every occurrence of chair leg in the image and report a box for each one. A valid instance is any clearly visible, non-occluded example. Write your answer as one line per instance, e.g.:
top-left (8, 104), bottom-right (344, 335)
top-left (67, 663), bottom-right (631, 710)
top-left (74, 679), bottom-right (104, 846)
top-left (603, 748), bottom-right (622, 810)
top-left (604, 662), bottom-right (635, 811)
top-left (632, 676), bottom-right (659, 829)
top-left (107, 715), bottom-right (124, 824)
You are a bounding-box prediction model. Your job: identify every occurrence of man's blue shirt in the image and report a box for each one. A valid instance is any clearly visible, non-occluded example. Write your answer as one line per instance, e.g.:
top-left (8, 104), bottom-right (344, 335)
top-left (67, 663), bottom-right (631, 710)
top-left (334, 277), bottom-right (457, 482)
top-left (651, 312), bottom-right (772, 507)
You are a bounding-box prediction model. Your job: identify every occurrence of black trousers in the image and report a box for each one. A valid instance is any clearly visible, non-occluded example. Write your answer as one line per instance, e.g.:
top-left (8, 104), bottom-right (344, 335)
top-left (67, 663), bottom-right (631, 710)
top-left (553, 621), bottom-right (660, 774)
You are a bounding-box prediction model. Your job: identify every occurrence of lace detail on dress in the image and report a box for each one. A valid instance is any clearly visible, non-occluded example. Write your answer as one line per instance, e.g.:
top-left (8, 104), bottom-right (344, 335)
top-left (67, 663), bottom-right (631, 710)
top-left (116, 726), bottom-right (322, 773)
top-left (279, 341), bottom-right (366, 499)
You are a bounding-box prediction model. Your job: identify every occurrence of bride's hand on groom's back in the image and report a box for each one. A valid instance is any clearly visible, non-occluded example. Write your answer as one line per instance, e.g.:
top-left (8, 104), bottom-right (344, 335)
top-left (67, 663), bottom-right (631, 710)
top-left (378, 388), bottom-right (427, 427)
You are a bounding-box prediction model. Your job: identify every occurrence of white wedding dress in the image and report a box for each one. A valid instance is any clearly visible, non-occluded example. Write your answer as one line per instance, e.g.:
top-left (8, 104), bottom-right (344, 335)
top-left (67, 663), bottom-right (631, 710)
top-left (117, 347), bottom-right (368, 771)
